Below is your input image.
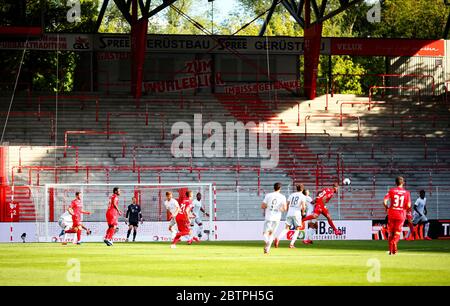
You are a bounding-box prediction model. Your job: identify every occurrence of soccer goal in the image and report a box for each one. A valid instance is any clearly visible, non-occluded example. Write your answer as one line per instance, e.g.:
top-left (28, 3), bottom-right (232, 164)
top-left (32, 183), bottom-right (216, 242)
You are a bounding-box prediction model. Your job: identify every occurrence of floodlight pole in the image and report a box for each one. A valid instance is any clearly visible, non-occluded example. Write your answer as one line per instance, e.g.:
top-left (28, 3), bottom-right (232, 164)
top-left (259, 0), bottom-right (363, 100)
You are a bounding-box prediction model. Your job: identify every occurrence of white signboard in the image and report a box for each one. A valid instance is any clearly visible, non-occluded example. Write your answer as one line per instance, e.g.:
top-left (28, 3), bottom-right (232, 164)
top-left (0, 220), bottom-right (372, 243)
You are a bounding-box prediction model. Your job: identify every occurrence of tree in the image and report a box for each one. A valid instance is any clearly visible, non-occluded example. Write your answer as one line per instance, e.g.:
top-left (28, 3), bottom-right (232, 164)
top-left (374, 0), bottom-right (449, 39)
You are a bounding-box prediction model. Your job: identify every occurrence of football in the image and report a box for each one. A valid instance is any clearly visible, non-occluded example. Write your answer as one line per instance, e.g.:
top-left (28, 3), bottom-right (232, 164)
top-left (343, 178), bottom-right (352, 186)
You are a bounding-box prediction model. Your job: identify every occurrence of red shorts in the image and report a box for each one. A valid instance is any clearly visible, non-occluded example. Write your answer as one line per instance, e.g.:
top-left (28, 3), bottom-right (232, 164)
top-left (175, 214), bottom-right (190, 235)
top-left (106, 210), bottom-right (118, 226)
top-left (314, 204), bottom-right (329, 216)
top-left (406, 212), bottom-right (413, 221)
top-left (388, 217), bottom-right (405, 234)
top-left (72, 215), bottom-right (81, 228)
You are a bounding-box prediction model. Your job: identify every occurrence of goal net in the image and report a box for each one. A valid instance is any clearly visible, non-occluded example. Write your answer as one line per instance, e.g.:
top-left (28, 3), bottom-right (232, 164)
top-left (32, 183), bottom-right (216, 242)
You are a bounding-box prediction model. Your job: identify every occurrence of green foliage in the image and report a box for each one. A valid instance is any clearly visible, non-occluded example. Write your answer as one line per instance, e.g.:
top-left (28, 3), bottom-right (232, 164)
top-left (329, 55), bottom-right (366, 95)
top-left (374, 0), bottom-right (449, 39)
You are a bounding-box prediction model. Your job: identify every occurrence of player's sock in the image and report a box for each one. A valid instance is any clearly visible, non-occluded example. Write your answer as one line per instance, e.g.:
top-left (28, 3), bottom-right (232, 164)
top-left (307, 228), bottom-right (315, 241)
top-left (127, 229), bottom-right (131, 239)
top-left (302, 215), bottom-right (314, 222)
top-left (267, 234), bottom-right (274, 252)
top-left (326, 216), bottom-right (339, 233)
top-left (263, 233), bottom-right (270, 244)
top-left (172, 233), bottom-right (182, 245)
top-left (388, 233), bottom-right (393, 254)
top-left (171, 229), bottom-right (177, 240)
top-left (291, 230), bottom-right (300, 246)
top-left (76, 230), bottom-right (81, 243)
top-left (106, 227), bottom-right (115, 240)
top-left (393, 233), bottom-right (401, 253)
top-left (277, 229), bottom-right (288, 241)
top-left (424, 223), bottom-right (430, 237)
top-left (133, 230), bottom-right (137, 241)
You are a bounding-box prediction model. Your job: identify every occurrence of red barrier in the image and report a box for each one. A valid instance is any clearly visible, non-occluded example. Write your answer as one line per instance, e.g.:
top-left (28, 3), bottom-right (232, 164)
top-left (371, 131), bottom-right (428, 159)
top-left (369, 86), bottom-right (421, 110)
top-left (64, 130), bottom-right (127, 157)
top-left (331, 73), bottom-right (435, 96)
top-left (37, 95), bottom-right (99, 122)
top-left (0, 82), bottom-right (32, 103)
top-left (0, 111), bottom-right (55, 140)
top-left (339, 101), bottom-right (386, 126)
top-left (106, 111), bottom-right (149, 138)
top-left (18, 145), bottom-right (79, 172)
top-left (304, 114), bottom-right (361, 141)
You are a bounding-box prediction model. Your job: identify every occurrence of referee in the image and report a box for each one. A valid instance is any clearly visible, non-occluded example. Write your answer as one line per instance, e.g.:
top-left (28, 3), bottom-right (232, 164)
top-left (126, 197), bottom-right (143, 242)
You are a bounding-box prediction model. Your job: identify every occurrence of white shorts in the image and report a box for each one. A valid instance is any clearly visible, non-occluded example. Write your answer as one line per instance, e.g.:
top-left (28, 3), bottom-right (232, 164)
top-left (192, 217), bottom-right (203, 226)
top-left (58, 218), bottom-right (72, 230)
top-left (413, 214), bottom-right (428, 225)
top-left (285, 216), bottom-right (302, 228)
top-left (263, 220), bottom-right (280, 234)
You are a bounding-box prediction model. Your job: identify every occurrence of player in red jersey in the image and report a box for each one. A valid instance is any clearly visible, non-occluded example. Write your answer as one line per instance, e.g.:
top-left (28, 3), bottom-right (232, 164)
top-left (301, 183), bottom-right (342, 235)
top-left (104, 187), bottom-right (122, 246)
top-left (383, 176), bottom-right (411, 255)
top-left (171, 190), bottom-right (199, 248)
top-left (63, 192), bottom-right (91, 245)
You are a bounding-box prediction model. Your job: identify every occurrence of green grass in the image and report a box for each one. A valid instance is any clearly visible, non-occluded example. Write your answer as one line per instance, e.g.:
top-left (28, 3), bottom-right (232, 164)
top-left (0, 240), bottom-right (449, 286)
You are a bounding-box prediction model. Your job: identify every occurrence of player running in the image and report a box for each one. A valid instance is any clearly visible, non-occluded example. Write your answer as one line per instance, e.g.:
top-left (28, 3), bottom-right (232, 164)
top-left (57, 210), bottom-right (91, 243)
top-left (171, 190), bottom-right (198, 248)
top-left (274, 184), bottom-right (305, 249)
top-left (301, 183), bottom-right (343, 235)
top-left (63, 192), bottom-right (91, 245)
top-left (302, 189), bottom-right (316, 245)
top-left (412, 190), bottom-right (431, 240)
top-left (125, 197), bottom-right (143, 242)
top-left (165, 191), bottom-right (180, 240)
top-left (191, 192), bottom-right (210, 239)
top-left (383, 176), bottom-right (412, 255)
top-left (261, 182), bottom-right (287, 254)
top-left (104, 187), bottom-right (122, 246)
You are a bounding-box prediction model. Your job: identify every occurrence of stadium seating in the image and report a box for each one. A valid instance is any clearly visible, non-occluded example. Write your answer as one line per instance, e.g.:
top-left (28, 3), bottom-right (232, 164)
top-left (1, 86), bottom-right (449, 221)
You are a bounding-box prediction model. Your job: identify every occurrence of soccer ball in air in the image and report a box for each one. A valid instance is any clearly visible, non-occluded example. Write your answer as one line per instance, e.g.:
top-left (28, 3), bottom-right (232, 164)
top-left (343, 178), bottom-right (351, 186)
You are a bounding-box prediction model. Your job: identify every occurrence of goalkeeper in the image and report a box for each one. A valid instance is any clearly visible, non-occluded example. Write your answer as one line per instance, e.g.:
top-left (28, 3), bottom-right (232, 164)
top-left (125, 197), bottom-right (143, 242)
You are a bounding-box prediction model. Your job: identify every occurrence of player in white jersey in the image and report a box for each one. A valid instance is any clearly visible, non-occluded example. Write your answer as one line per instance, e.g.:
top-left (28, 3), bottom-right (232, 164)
top-left (261, 182), bottom-right (287, 254)
top-left (274, 184), bottom-right (306, 249)
top-left (164, 191), bottom-right (180, 240)
top-left (302, 189), bottom-right (317, 245)
top-left (191, 192), bottom-right (210, 239)
top-left (412, 190), bottom-right (431, 240)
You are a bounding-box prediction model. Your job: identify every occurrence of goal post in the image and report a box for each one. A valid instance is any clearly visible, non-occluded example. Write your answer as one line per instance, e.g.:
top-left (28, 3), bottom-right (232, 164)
top-left (33, 182), bottom-right (216, 242)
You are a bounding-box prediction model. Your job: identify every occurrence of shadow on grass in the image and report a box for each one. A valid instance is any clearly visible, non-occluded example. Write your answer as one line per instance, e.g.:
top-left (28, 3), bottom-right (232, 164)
top-left (142, 240), bottom-right (450, 253)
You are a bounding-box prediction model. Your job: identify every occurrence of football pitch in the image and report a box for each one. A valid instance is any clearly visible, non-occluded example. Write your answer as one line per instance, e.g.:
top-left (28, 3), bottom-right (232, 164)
top-left (0, 240), bottom-right (449, 286)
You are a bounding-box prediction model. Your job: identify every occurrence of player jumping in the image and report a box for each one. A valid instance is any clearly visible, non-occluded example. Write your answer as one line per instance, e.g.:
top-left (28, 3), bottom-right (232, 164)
top-left (165, 191), bottom-right (180, 240)
top-left (383, 176), bottom-right (411, 255)
top-left (261, 182), bottom-right (287, 254)
top-left (104, 187), bottom-right (122, 246)
top-left (191, 192), bottom-right (210, 239)
top-left (301, 183), bottom-right (343, 235)
top-left (302, 189), bottom-right (316, 245)
top-left (125, 197), bottom-right (143, 242)
top-left (274, 184), bottom-right (305, 249)
top-left (63, 192), bottom-right (91, 245)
